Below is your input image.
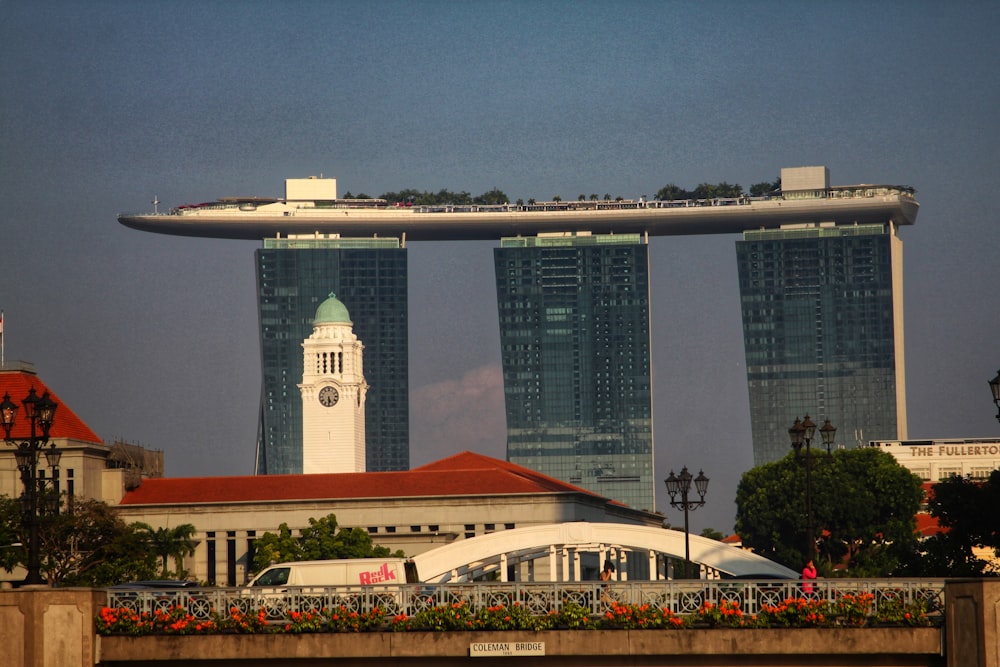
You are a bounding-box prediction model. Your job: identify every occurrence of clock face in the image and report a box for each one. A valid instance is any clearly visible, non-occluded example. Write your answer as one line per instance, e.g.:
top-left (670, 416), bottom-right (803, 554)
top-left (318, 386), bottom-right (339, 407)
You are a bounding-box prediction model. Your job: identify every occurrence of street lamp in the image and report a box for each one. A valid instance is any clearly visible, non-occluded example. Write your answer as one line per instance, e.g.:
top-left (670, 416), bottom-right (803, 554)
top-left (1, 388), bottom-right (60, 585)
top-left (989, 370), bottom-right (1000, 424)
top-left (664, 467), bottom-right (709, 579)
top-left (788, 415), bottom-right (836, 563)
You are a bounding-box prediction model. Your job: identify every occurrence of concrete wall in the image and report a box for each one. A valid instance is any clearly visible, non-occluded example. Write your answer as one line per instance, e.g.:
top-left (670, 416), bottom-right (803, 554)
top-left (96, 629), bottom-right (944, 666)
top-left (15, 580), bottom-right (1000, 666)
top-left (0, 587), bottom-right (104, 667)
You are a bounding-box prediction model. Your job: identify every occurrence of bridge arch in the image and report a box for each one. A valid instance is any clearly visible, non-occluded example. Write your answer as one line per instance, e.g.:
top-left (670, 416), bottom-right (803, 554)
top-left (411, 523), bottom-right (796, 583)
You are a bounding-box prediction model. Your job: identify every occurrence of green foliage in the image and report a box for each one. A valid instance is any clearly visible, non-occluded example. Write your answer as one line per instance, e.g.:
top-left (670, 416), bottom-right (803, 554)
top-left (250, 513), bottom-right (404, 574)
top-left (133, 522), bottom-right (197, 577)
top-left (552, 601), bottom-right (595, 629)
top-left (699, 527), bottom-right (725, 541)
top-left (899, 470), bottom-right (1000, 576)
top-left (604, 601), bottom-right (687, 629)
top-left (875, 597), bottom-right (930, 626)
top-left (655, 181), bottom-right (744, 201)
top-left (749, 178), bottom-right (781, 196)
top-left (473, 188), bottom-right (509, 205)
top-left (694, 600), bottom-right (750, 627)
top-left (96, 589), bottom-right (939, 636)
top-left (401, 602), bottom-right (474, 631)
top-left (1, 496), bottom-right (161, 586)
top-left (735, 448), bottom-right (923, 574)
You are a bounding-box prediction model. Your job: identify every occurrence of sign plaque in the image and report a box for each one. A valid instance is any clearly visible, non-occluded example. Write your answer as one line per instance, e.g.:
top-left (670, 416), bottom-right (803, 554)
top-left (470, 641), bottom-right (545, 657)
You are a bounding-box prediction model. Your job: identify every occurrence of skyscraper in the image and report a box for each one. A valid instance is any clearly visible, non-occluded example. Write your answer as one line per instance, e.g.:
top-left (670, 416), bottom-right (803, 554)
top-left (494, 233), bottom-right (654, 510)
top-left (736, 222), bottom-right (907, 465)
top-left (255, 236), bottom-right (408, 474)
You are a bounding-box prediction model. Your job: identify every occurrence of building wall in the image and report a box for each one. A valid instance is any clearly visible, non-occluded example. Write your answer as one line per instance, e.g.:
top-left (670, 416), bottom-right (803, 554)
top-left (114, 492), bottom-right (662, 586)
top-left (0, 439), bottom-right (126, 505)
top-left (867, 438), bottom-right (1000, 481)
top-left (494, 233), bottom-right (655, 511)
top-left (737, 224), bottom-right (905, 465)
top-left (255, 237), bottom-right (408, 474)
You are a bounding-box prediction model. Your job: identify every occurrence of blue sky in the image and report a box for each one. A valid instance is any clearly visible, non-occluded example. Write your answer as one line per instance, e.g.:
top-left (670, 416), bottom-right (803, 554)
top-left (2, 0), bottom-right (998, 532)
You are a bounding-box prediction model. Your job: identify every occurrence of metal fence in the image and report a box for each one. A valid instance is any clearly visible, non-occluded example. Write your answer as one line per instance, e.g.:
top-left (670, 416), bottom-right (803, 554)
top-left (105, 579), bottom-right (946, 623)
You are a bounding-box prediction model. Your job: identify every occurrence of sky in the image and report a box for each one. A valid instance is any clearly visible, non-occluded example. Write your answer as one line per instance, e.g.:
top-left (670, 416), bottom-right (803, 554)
top-left (2, 0), bottom-right (998, 534)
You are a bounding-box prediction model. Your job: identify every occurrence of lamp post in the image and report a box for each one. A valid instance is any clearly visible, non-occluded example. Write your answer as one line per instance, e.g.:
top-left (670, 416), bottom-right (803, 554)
top-left (989, 370), bottom-right (1000, 424)
top-left (1, 388), bottom-right (60, 585)
top-left (788, 415), bottom-right (836, 563)
top-left (664, 467), bottom-right (708, 579)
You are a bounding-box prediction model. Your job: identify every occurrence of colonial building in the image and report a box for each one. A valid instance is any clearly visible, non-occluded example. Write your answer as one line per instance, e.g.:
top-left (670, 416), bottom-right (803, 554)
top-left (114, 451), bottom-right (664, 586)
top-left (866, 438), bottom-right (1000, 481)
top-left (0, 363), bottom-right (162, 508)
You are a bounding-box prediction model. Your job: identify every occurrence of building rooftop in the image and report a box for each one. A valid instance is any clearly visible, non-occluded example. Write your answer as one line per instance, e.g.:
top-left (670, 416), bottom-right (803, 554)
top-left (0, 366), bottom-right (102, 443)
top-left (119, 169), bottom-right (919, 242)
top-left (119, 450), bottom-right (628, 506)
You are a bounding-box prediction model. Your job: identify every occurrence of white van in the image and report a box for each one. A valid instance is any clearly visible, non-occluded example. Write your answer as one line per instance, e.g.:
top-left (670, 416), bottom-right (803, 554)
top-left (248, 558), bottom-right (419, 588)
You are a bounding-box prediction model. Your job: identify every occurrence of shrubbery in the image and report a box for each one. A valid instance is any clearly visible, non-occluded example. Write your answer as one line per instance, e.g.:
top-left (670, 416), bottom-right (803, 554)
top-left (95, 596), bottom-right (933, 636)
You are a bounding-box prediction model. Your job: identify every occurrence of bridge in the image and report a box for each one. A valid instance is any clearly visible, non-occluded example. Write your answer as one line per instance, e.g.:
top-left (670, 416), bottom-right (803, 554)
top-left (411, 522), bottom-right (797, 583)
top-left (4, 579), bottom-right (997, 666)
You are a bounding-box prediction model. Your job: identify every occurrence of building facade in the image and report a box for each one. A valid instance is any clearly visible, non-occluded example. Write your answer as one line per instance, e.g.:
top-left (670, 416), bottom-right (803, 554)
top-left (736, 169), bottom-right (907, 465)
top-left (255, 236), bottom-right (408, 474)
top-left (494, 233), bottom-right (654, 511)
top-left (867, 438), bottom-right (1000, 482)
top-left (114, 451), bottom-right (665, 586)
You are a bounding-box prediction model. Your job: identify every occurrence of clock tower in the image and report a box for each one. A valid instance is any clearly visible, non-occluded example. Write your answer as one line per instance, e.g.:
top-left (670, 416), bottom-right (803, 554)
top-left (299, 293), bottom-right (368, 473)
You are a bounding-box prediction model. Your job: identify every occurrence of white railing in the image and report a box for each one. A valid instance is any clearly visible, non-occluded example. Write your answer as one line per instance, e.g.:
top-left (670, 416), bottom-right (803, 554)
top-left (105, 579), bottom-right (946, 623)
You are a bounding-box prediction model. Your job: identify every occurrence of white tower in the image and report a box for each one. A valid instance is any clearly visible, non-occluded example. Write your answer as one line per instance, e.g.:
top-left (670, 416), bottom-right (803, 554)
top-left (299, 293), bottom-right (368, 473)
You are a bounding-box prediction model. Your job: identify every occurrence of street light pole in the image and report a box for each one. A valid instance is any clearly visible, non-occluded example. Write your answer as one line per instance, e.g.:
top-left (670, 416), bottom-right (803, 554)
top-left (664, 467), bottom-right (709, 579)
top-left (789, 415), bottom-right (836, 564)
top-left (989, 370), bottom-right (1000, 424)
top-left (1, 388), bottom-right (59, 586)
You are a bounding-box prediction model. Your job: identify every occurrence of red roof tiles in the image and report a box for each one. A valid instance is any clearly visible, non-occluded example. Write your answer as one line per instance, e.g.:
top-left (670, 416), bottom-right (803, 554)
top-left (120, 451), bottom-right (610, 506)
top-left (0, 370), bottom-right (102, 443)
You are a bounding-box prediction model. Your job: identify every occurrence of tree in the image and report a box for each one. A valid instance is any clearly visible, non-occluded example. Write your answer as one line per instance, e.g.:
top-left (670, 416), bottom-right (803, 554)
top-left (473, 188), bottom-right (509, 205)
top-left (135, 523), bottom-right (197, 577)
top-left (749, 178), bottom-right (781, 197)
top-left (251, 513), bottom-right (404, 575)
top-left (699, 528), bottom-right (725, 541)
top-left (735, 448), bottom-right (923, 575)
top-left (656, 184), bottom-right (684, 200)
top-left (900, 471), bottom-right (1000, 576)
top-left (0, 496), bottom-right (159, 586)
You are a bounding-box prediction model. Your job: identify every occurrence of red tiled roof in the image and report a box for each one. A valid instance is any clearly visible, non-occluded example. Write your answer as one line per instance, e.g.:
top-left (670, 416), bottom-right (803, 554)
top-left (916, 512), bottom-right (946, 537)
top-left (0, 370), bottom-right (102, 443)
top-left (120, 451), bottom-right (613, 506)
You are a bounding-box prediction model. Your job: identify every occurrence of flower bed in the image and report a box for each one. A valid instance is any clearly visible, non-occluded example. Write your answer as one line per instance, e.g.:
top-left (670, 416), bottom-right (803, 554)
top-left (95, 596), bottom-right (934, 636)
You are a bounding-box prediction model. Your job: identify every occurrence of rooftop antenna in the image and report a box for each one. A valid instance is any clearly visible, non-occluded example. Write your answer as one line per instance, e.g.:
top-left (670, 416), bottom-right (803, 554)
top-left (152, 195), bottom-right (160, 214)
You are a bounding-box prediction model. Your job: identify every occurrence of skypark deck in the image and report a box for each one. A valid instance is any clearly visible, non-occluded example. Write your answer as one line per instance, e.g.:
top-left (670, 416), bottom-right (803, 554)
top-left (118, 185), bottom-right (919, 242)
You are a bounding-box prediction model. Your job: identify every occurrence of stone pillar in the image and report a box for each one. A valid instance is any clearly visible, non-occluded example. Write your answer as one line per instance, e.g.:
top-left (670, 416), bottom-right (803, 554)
top-left (0, 587), bottom-right (105, 667)
top-left (946, 579), bottom-right (1000, 667)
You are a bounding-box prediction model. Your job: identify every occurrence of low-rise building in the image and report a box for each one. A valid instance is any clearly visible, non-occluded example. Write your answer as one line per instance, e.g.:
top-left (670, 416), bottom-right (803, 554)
top-left (867, 438), bottom-right (1000, 481)
top-left (115, 451), bottom-right (665, 585)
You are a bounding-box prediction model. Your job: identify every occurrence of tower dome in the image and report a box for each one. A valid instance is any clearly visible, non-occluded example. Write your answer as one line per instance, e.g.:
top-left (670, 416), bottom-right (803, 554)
top-left (313, 292), bottom-right (351, 324)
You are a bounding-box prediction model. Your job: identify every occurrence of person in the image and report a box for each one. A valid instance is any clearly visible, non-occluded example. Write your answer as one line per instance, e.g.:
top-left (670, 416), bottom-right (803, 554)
top-left (801, 559), bottom-right (817, 595)
top-left (599, 560), bottom-right (615, 604)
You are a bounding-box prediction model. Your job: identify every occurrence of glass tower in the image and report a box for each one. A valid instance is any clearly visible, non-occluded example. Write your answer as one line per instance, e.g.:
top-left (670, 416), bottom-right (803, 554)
top-left (736, 224), bottom-right (907, 465)
top-left (255, 237), bottom-right (408, 474)
top-left (494, 233), bottom-right (654, 510)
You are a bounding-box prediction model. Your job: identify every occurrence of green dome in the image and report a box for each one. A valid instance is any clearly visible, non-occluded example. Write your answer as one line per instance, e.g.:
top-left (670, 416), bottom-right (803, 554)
top-left (313, 292), bottom-right (351, 324)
